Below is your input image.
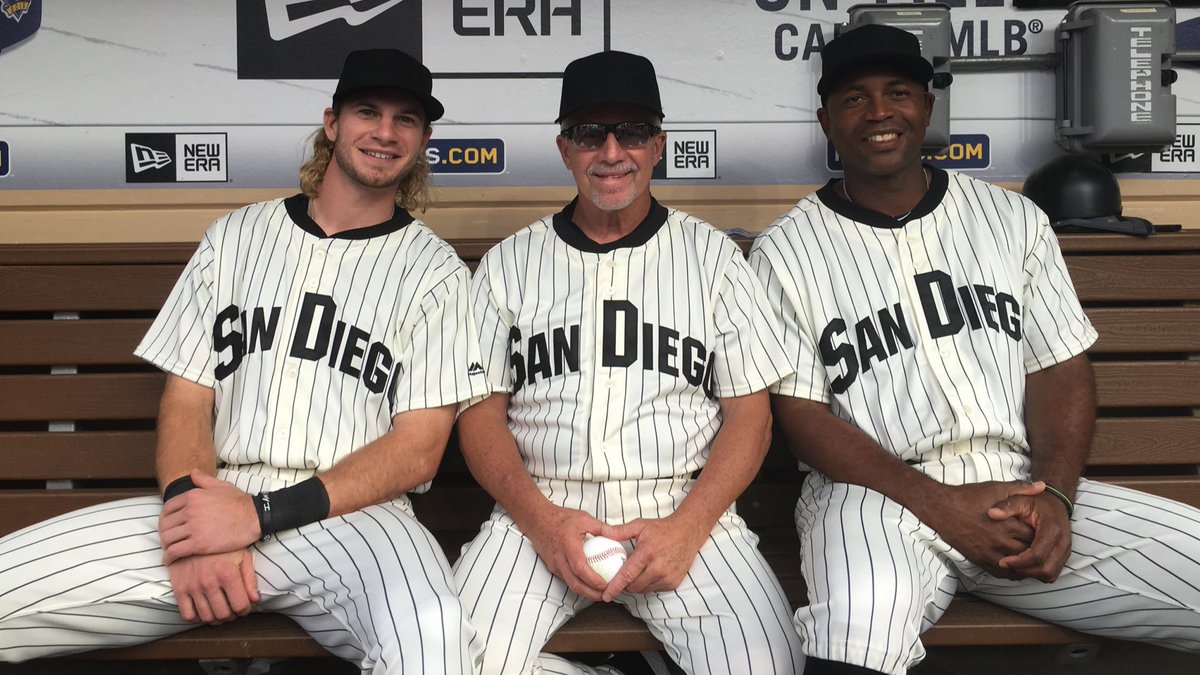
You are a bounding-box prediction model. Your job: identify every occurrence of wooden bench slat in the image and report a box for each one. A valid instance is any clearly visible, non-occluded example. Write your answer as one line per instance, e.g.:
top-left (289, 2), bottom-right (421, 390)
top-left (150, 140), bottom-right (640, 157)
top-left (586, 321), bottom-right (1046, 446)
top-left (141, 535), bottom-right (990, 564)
top-left (0, 373), bottom-right (164, 421)
top-left (1089, 417), bottom-right (1200, 466)
top-left (0, 243), bottom-right (198, 266)
top-left (8, 475), bottom-right (1196, 541)
top-left (0, 490), bottom-right (153, 535)
top-left (1067, 255), bottom-right (1200, 302)
top-left (4, 250), bottom-right (1199, 313)
top-left (81, 614), bottom-right (330, 661)
top-left (1093, 361), bottom-right (1200, 407)
top-left (0, 361), bottom-right (1191, 423)
top-left (1087, 307), bottom-right (1200, 353)
top-left (922, 596), bottom-right (1090, 646)
top-left (0, 417), bottom-right (1192, 483)
top-left (3, 233), bottom-right (1199, 265)
top-left (1056, 231), bottom-right (1200, 254)
top-left (0, 319), bottom-right (153, 366)
top-left (760, 417), bottom-right (1200, 471)
top-left (0, 431), bottom-right (157, 480)
top-left (734, 476), bottom-right (1200, 532)
top-left (0, 265), bottom-right (179, 312)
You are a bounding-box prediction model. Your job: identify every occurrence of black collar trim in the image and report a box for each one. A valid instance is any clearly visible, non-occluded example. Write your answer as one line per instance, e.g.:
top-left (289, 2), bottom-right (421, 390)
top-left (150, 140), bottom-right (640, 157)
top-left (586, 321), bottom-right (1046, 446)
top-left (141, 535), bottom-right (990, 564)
top-left (284, 194), bottom-right (414, 240)
top-left (552, 197), bottom-right (669, 253)
top-left (816, 165), bottom-right (947, 229)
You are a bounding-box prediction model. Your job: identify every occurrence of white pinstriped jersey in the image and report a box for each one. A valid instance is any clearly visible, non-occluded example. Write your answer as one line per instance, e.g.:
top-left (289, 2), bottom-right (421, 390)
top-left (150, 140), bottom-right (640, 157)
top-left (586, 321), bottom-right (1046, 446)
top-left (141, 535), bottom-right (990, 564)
top-left (471, 198), bottom-right (793, 482)
top-left (749, 168), bottom-right (1098, 466)
top-left (135, 195), bottom-right (488, 491)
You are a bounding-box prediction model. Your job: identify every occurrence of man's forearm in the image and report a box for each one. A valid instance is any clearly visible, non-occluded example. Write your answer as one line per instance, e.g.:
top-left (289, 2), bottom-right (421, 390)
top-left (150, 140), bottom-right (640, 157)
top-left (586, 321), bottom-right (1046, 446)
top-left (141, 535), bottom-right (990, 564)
top-left (317, 404), bottom-right (456, 518)
top-left (155, 374), bottom-right (219, 492)
top-left (456, 394), bottom-right (553, 527)
top-left (673, 391), bottom-right (772, 533)
top-left (771, 394), bottom-right (949, 523)
top-left (1025, 353), bottom-right (1096, 502)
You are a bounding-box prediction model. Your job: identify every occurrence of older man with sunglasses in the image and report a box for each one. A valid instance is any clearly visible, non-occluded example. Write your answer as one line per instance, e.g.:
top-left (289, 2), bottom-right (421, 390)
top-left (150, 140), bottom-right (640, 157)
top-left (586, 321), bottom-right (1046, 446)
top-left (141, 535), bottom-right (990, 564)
top-left (451, 50), bottom-right (805, 675)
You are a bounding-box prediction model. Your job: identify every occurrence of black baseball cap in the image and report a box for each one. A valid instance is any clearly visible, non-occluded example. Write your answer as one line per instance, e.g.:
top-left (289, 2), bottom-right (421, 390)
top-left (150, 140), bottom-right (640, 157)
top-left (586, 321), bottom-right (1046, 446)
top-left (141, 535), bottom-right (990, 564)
top-left (332, 49), bottom-right (445, 122)
top-left (817, 24), bottom-right (934, 98)
top-left (556, 50), bottom-right (665, 123)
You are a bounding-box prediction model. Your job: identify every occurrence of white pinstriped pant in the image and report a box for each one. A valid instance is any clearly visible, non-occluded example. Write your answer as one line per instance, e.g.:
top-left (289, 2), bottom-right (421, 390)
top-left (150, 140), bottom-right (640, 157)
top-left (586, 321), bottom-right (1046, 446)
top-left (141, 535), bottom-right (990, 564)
top-left (0, 495), bottom-right (479, 674)
top-left (453, 477), bottom-right (805, 675)
top-left (794, 452), bottom-right (1200, 675)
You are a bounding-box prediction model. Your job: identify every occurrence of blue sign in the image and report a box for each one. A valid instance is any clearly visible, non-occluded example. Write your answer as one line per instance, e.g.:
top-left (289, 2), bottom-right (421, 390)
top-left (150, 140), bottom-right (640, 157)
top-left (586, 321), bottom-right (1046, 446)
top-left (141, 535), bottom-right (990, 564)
top-left (922, 134), bottom-right (991, 169)
top-left (426, 139), bottom-right (505, 174)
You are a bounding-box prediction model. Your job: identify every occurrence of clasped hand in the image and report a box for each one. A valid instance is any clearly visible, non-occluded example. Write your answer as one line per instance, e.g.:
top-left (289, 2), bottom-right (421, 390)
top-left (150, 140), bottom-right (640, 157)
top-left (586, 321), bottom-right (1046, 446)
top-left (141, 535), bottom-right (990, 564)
top-left (934, 480), bottom-right (1072, 582)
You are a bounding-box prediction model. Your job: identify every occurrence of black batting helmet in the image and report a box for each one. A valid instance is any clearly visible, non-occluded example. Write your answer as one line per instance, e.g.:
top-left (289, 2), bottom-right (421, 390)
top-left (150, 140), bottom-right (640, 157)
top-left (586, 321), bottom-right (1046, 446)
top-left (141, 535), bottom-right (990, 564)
top-left (1022, 155), bottom-right (1153, 236)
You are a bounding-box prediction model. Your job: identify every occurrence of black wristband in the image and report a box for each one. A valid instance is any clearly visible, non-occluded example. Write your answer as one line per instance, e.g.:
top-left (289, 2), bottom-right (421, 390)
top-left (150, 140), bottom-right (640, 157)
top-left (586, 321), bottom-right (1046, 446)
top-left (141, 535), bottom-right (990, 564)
top-left (251, 478), bottom-right (331, 541)
top-left (252, 490), bottom-right (274, 541)
top-left (162, 475), bottom-right (197, 503)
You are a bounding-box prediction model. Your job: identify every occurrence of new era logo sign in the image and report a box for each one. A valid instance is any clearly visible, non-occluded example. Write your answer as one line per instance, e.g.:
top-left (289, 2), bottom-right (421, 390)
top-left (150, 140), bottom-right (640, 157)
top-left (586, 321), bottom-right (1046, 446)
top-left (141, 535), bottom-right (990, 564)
top-left (264, 0), bottom-right (409, 40)
top-left (130, 143), bottom-right (171, 173)
top-left (653, 130), bottom-right (717, 180)
top-left (238, 0), bottom-right (420, 79)
top-left (125, 133), bottom-right (228, 183)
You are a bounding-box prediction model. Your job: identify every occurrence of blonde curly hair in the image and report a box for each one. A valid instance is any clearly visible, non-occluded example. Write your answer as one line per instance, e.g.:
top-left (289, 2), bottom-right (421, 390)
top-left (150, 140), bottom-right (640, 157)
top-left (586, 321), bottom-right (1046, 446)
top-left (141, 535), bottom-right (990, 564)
top-left (298, 114), bottom-right (433, 213)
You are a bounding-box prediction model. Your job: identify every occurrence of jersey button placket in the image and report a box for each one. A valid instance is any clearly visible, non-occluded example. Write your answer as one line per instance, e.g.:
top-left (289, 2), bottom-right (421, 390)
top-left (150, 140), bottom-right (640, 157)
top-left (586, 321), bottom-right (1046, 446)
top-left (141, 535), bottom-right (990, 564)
top-left (901, 227), bottom-right (957, 399)
top-left (587, 255), bottom-right (613, 478)
top-left (591, 253), bottom-right (627, 479)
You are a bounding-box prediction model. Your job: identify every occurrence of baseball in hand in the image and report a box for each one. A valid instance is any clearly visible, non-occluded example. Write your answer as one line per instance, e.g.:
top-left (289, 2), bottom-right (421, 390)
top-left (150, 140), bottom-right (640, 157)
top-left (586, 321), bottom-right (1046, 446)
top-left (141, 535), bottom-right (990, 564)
top-left (583, 535), bottom-right (627, 583)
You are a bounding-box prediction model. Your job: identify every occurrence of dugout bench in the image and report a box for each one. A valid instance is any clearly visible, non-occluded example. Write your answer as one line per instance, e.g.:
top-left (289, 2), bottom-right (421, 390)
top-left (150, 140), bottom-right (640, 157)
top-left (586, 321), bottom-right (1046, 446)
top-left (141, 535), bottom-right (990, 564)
top-left (0, 232), bottom-right (1198, 666)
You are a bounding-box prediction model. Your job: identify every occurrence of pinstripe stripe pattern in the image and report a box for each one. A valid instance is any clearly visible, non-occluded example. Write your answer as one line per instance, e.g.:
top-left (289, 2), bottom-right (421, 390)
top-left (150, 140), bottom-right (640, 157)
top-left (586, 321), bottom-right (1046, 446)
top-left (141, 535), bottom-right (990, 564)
top-left (472, 201), bottom-right (791, 482)
top-left (455, 494), bottom-right (803, 675)
top-left (135, 195), bottom-right (488, 491)
top-left (0, 196), bottom-right (487, 671)
top-left (750, 170), bottom-right (1200, 673)
top-left (0, 497), bottom-right (478, 672)
top-left (749, 168), bottom-right (1097, 464)
top-left (455, 202), bottom-right (803, 674)
top-left (795, 458), bottom-right (1200, 675)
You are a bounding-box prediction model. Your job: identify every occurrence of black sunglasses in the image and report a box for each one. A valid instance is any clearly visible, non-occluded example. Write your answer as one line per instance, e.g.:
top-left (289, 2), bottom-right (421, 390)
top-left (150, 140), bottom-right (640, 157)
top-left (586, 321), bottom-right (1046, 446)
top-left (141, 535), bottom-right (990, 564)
top-left (560, 122), bottom-right (661, 149)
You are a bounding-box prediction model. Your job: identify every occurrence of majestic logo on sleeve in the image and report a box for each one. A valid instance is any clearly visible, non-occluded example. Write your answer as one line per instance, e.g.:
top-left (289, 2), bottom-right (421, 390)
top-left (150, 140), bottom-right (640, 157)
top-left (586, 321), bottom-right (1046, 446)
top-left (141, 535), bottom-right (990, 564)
top-left (820, 271), bottom-right (1022, 394)
top-left (509, 300), bottom-right (717, 398)
top-left (213, 293), bottom-right (403, 402)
